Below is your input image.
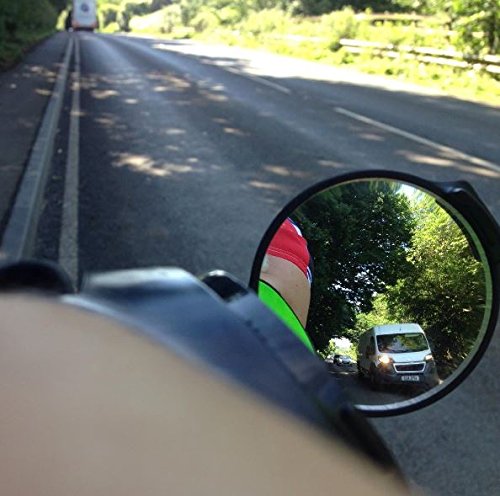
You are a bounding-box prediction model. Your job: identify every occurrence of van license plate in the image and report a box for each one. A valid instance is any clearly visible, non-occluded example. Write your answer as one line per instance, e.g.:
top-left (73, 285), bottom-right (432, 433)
top-left (401, 375), bottom-right (420, 382)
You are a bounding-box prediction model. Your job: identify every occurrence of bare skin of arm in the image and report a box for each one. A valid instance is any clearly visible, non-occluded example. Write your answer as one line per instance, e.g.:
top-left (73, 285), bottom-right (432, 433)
top-left (260, 254), bottom-right (311, 327)
top-left (0, 296), bottom-right (408, 496)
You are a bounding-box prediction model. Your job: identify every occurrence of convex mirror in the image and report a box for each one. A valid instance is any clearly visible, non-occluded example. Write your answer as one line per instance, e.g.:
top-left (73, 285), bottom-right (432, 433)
top-left (251, 173), bottom-right (499, 415)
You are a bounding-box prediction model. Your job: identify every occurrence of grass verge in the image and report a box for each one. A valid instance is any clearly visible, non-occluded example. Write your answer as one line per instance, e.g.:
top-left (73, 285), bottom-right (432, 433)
top-left (117, 7), bottom-right (500, 107)
top-left (0, 30), bottom-right (56, 71)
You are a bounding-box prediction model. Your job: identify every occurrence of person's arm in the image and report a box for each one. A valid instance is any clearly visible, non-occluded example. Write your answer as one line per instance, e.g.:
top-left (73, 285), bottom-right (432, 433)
top-left (260, 253), bottom-right (311, 328)
top-left (0, 296), bottom-right (408, 496)
top-left (259, 218), bottom-right (314, 350)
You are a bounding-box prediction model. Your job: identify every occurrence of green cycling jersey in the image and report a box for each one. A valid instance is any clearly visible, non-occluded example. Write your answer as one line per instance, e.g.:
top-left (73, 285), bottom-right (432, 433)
top-left (258, 280), bottom-right (315, 353)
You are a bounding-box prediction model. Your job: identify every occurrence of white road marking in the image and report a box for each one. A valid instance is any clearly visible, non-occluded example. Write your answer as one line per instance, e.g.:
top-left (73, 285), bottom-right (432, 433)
top-left (225, 66), bottom-right (292, 94)
top-left (335, 107), bottom-right (500, 173)
top-left (59, 35), bottom-right (81, 283)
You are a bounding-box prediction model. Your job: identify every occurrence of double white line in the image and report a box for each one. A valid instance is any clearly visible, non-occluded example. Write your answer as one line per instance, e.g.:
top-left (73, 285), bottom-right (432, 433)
top-left (59, 36), bottom-right (81, 283)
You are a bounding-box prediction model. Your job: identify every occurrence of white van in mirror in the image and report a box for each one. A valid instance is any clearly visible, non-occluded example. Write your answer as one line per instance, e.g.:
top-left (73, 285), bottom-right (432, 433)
top-left (357, 324), bottom-right (440, 390)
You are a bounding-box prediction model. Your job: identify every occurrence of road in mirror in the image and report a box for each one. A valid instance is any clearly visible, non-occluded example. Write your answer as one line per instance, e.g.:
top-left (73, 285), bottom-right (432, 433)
top-left (257, 179), bottom-right (490, 407)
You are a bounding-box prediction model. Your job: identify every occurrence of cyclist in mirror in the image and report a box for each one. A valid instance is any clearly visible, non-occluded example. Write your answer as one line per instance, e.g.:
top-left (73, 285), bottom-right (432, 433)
top-left (259, 218), bottom-right (315, 352)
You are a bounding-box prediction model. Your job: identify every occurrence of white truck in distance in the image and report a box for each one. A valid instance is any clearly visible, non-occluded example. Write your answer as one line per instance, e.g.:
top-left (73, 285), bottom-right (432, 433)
top-left (72, 0), bottom-right (98, 31)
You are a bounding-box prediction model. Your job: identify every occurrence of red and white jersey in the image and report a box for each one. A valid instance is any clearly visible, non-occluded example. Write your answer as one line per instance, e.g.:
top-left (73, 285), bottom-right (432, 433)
top-left (266, 218), bottom-right (313, 285)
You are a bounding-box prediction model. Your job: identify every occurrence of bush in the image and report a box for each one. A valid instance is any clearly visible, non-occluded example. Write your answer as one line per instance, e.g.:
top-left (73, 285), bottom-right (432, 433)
top-left (190, 9), bottom-right (221, 33)
top-left (118, 0), bottom-right (159, 31)
top-left (129, 8), bottom-right (165, 32)
top-left (0, 0), bottom-right (58, 67)
top-left (453, 11), bottom-right (499, 55)
top-left (102, 21), bottom-right (120, 33)
top-left (321, 7), bottom-right (359, 51)
top-left (100, 3), bottom-right (121, 28)
top-left (0, 0), bottom-right (57, 39)
top-left (124, 0), bottom-right (152, 18)
top-left (117, 9), bottom-right (132, 31)
top-left (128, 5), bottom-right (192, 35)
top-left (216, 6), bottom-right (246, 26)
top-left (241, 8), bottom-right (291, 36)
top-left (161, 5), bottom-right (184, 33)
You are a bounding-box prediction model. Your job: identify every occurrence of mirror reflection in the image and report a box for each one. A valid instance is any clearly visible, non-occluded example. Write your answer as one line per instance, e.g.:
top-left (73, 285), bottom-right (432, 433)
top-left (258, 180), bottom-right (489, 407)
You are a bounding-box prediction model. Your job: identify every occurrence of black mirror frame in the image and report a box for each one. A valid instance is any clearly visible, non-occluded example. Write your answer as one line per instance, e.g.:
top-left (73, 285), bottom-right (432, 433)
top-left (249, 170), bottom-right (500, 417)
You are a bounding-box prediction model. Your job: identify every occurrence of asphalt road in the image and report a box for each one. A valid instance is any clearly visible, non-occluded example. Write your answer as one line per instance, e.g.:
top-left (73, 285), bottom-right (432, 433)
top-left (327, 363), bottom-right (411, 405)
top-left (33, 33), bottom-right (500, 495)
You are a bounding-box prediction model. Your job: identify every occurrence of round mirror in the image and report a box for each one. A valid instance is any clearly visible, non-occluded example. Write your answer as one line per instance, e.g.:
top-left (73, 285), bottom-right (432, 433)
top-left (251, 175), bottom-right (497, 414)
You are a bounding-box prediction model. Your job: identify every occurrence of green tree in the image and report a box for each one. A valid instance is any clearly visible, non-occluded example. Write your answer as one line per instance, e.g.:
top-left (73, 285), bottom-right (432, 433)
top-left (293, 181), bottom-right (415, 351)
top-left (424, 0), bottom-right (499, 54)
top-left (1, 0), bottom-right (58, 66)
top-left (48, 0), bottom-right (70, 13)
top-left (452, 0), bottom-right (499, 54)
top-left (100, 3), bottom-right (121, 27)
top-left (382, 197), bottom-right (487, 376)
top-left (296, 0), bottom-right (419, 16)
top-left (346, 293), bottom-right (395, 344)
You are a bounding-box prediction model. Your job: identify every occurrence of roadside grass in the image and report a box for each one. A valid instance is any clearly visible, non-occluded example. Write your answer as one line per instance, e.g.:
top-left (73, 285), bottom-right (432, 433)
top-left (0, 0), bottom-right (59, 70)
top-left (115, 8), bottom-right (500, 106)
top-left (0, 29), bottom-right (55, 70)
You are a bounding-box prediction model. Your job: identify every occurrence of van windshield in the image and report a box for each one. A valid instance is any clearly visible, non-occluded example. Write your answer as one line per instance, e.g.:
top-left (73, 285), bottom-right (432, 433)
top-left (376, 333), bottom-right (428, 353)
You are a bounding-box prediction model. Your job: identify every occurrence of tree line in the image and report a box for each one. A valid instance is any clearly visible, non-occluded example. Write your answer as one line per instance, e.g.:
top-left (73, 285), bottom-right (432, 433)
top-left (0, 0), bottom-right (67, 66)
top-left (100, 0), bottom-right (498, 54)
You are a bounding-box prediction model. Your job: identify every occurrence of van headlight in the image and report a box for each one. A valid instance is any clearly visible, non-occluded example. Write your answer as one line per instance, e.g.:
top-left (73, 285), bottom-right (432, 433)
top-left (378, 354), bottom-right (392, 365)
top-left (425, 354), bottom-right (434, 361)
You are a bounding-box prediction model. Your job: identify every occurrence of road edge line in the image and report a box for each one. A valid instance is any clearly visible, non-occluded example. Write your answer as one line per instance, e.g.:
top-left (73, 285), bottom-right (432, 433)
top-left (335, 107), bottom-right (500, 173)
top-left (0, 34), bottom-right (74, 261)
top-left (59, 35), bottom-right (80, 284)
